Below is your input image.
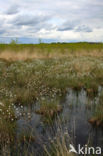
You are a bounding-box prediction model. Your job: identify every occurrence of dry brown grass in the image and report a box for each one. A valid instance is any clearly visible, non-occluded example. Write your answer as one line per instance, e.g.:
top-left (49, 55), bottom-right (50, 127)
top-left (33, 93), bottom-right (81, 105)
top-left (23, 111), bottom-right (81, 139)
top-left (0, 50), bottom-right (46, 60)
top-left (0, 48), bottom-right (103, 61)
top-left (0, 51), bottom-right (69, 60)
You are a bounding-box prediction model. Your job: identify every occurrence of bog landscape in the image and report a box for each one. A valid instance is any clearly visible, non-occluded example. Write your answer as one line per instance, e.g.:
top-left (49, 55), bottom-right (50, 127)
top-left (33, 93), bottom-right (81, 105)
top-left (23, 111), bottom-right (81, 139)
top-left (0, 42), bottom-right (103, 156)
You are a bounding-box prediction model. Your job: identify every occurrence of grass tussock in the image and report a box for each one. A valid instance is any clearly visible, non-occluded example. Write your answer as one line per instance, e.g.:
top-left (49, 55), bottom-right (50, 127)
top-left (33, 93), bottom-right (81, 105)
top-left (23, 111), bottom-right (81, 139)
top-left (0, 53), bottom-right (103, 105)
top-left (0, 101), bottom-right (16, 144)
top-left (89, 92), bottom-right (103, 127)
top-left (0, 43), bottom-right (103, 155)
top-left (36, 100), bottom-right (62, 118)
top-left (44, 128), bottom-right (76, 156)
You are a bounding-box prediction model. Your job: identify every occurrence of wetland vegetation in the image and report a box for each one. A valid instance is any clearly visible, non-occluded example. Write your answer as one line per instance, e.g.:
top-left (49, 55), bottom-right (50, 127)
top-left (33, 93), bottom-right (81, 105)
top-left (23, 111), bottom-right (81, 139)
top-left (0, 42), bottom-right (103, 155)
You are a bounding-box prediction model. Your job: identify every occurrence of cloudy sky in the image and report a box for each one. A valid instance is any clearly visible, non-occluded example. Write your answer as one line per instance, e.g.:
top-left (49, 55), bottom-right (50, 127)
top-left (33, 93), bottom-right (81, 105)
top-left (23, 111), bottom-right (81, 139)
top-left (0, 0), bottom-right (103, 43)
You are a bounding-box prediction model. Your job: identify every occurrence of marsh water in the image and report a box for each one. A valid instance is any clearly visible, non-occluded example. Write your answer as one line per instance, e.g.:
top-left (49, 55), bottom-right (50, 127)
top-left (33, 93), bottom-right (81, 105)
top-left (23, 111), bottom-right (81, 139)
top-left (15, 87), bottom-right (103, 155)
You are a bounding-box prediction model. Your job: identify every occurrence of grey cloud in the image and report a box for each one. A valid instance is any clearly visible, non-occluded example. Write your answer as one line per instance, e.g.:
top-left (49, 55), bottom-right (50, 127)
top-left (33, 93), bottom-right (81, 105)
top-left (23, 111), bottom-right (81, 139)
top-left (75, 25), bottom-right (93, 32)
top-left (57, 21), bottom-right (77, 31)
top-left (4, 13), bottom-right (54, 36)
top-left (58, 26), bottom-right (74, 31)
top-left (57, 20), bottom-right (93, 33)
top-left (0, 30), bottom-right (4, 35)
top-left (12, 14), bottom-right (50, 26)
top-left (0, 28), bottom-right (6, 35)
top-left (6, 5), bottom-right (19, 15)
top-left (0, 0), bottom-right (103, 41)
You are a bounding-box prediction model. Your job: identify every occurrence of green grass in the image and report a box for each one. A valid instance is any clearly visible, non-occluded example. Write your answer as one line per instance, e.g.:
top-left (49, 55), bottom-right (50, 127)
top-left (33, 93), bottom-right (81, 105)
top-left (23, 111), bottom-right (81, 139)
top-left (35, 99), bottom-right (62, 123)
top-left (0, 42), bottom-right (103, 155)
top-left (0, 56), bottom-right (103, 105)
top-left (0, 100), bottom-right (16, 147)
top-left (44, 129), bottom-right (76, 156)
top-left (0, 42), bottom-right (103, 60)
top-left (89, 92), bottom-right (103, 126)
top-left (0, 42), bottom-right (103, 52)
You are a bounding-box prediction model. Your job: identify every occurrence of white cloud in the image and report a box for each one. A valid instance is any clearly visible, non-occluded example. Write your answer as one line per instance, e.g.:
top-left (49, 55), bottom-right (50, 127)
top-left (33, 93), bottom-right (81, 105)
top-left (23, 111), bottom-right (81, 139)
top-left (0, 0), bottom-right (103, 42)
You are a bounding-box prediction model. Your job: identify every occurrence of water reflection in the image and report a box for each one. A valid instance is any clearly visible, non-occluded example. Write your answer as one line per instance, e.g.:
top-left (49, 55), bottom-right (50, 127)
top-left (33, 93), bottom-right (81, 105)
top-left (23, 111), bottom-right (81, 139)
top-left (16, 87), bottom-right (103, 150)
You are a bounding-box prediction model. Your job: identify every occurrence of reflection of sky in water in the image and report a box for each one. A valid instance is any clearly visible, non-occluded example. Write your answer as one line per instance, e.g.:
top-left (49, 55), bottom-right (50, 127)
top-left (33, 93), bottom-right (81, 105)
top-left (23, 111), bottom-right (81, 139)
top-left (16, 87), bottom-right (103, 149)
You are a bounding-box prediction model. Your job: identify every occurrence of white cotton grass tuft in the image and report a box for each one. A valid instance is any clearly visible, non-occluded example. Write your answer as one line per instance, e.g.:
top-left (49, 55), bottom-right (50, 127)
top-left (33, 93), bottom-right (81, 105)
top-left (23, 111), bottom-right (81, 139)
top-left (0, 102), bottom-right (4, 107)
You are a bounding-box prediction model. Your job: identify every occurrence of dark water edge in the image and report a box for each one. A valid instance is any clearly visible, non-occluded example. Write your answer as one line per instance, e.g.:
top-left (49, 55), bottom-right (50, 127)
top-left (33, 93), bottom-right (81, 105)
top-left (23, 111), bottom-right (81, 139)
top-left (14, 87), bottom-right (103, 155)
